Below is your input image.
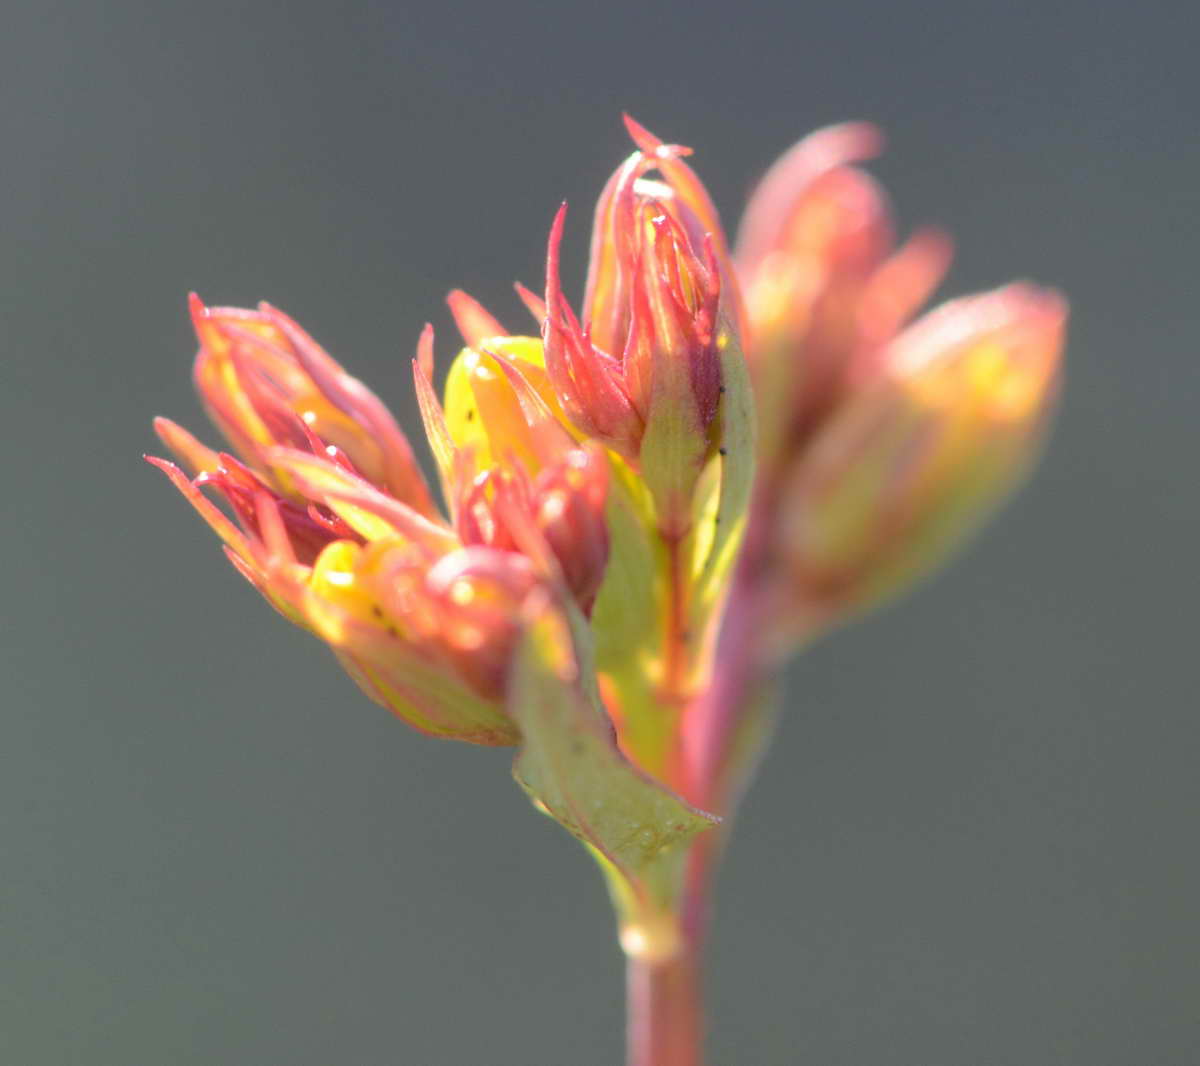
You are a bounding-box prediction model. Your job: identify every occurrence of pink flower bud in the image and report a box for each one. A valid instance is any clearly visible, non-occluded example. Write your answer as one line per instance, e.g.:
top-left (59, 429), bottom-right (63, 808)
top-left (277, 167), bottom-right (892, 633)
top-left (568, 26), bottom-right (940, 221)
top-left (189, 296), bottom-right (436, 517)
top-left (541, 118), bottom-right (746, 535)
top-left (529, 447), bottom-right (611, 612)
top-left (150, 301), bottom-right (594, 745)
top-left (736, 125), bottom-right (952, 455)
top-left (774, 283), bottom-right (1066, 626)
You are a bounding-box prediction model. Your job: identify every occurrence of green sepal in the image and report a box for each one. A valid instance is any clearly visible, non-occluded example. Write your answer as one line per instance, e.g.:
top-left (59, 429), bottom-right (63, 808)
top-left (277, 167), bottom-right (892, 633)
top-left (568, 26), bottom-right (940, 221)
top-left (636, 355), bottom-right (711, 539)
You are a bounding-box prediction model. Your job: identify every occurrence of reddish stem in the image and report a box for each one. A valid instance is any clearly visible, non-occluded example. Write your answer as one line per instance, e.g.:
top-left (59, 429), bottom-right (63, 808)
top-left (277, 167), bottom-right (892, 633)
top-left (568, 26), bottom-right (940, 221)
top-left (625, 472), bottom-right (794, 1066)
top-left (631, 466), bottom-right (793, 1060)
top-left (624, 567), bottom-right (765, 1066)
top-left (626, 940), bottom-right (707, 1066)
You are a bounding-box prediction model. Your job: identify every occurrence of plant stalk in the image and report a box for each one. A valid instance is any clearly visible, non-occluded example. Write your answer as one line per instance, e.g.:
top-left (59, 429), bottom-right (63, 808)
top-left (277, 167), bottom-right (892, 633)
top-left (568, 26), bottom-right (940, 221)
top-left (626, 936), bottom-right (707, 1066)
top-left (624, 475), bottom-right (797, 1066)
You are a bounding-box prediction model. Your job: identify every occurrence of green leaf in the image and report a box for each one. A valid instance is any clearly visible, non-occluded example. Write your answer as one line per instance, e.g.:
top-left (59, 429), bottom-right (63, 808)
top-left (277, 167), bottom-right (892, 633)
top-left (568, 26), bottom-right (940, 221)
top-left (509, 600), bottom-right (718, 913)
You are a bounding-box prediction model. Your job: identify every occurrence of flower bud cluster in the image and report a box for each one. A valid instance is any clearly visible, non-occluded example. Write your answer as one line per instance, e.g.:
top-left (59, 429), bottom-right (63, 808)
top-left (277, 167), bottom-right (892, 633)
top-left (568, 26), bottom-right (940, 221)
top-left (151, 299), bottom-right (609, 743)
top-left (733, 125), bottom-right (1066, 642)
top-left (150, 116), bottom-right (1065, 758)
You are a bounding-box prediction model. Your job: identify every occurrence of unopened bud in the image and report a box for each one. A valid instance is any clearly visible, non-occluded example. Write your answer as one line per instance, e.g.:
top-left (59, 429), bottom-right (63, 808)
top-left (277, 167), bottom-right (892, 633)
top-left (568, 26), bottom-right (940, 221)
top-left (735, 125), bottom-right (952, 459)
top-left (190, 296), bottom-right (435, 516)
top-left (776, 284), bottom-right (1065, 619)
top-left (543, 119), bottom-right (748, 537)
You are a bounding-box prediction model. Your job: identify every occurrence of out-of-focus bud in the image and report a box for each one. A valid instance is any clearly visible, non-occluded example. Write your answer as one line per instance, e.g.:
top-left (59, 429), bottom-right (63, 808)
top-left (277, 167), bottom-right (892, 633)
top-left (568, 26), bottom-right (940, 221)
top-left (773, 284), bottom-right (1066, 631)
top-left (735, 125), bottom-right (952, 462)
top-left (189, 295), bottom-right (436, 517)
top-left (542, 118), bottom-right (748, 537)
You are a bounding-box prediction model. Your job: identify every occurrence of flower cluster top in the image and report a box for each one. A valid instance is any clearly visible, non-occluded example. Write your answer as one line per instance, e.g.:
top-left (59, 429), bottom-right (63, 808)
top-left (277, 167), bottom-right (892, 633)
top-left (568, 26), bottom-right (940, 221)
top-left (151, 118), bottom-right (1065, 854)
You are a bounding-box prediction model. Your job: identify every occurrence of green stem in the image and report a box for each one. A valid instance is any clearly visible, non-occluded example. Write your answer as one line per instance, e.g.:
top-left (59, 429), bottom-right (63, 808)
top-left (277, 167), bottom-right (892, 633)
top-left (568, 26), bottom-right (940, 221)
top-left (661, 530), bottom-right (692, 709)
top-left (622, 528), bottom-right (710, 1066)
top-left (623, 475), bottom-right (794, 1065)
top-left (622, 597), bottom-right (764, 1065)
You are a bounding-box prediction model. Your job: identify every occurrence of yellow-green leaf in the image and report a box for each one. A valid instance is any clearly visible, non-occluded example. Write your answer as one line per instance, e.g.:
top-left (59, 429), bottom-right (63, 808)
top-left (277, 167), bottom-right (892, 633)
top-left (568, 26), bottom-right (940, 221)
top-left (510, 601), bottom-right (717, 910)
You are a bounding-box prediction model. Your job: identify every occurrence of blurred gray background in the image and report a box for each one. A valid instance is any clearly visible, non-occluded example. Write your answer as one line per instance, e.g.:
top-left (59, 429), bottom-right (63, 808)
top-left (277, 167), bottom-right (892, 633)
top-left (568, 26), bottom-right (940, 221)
top-left (3, 1), bottom-right (1196, 1063)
